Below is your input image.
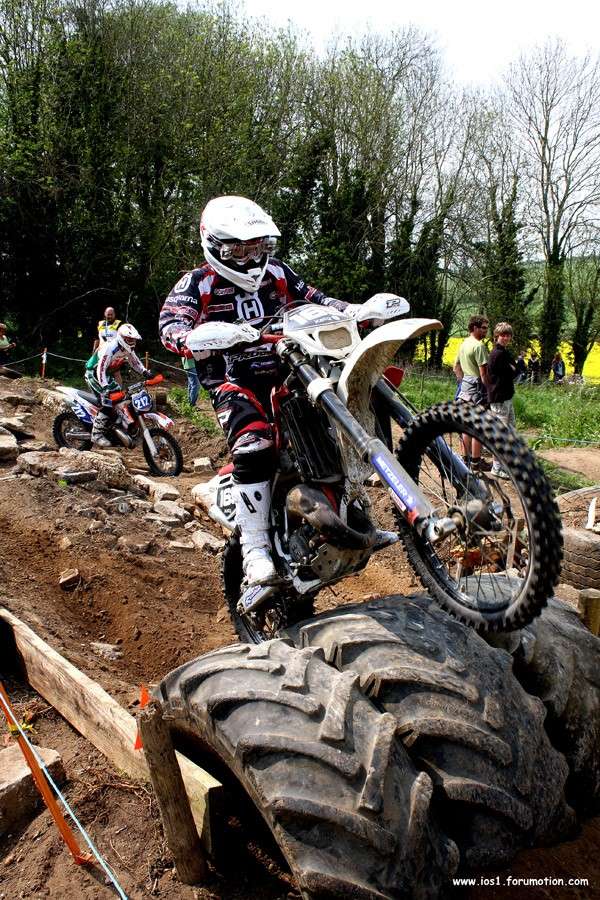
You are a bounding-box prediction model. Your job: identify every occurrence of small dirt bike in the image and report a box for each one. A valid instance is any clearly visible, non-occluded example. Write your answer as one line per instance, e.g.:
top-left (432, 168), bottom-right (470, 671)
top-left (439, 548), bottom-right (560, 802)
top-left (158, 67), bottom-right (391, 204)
top-left (52, 374), bottom-right (183, 476)
top-left (187, 296), bottom-right (562, 642)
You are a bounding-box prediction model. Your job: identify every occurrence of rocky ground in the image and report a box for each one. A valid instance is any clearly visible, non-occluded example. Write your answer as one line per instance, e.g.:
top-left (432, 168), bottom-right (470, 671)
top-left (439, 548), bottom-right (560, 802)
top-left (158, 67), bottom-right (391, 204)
top-left (0, 375), bottom-right (599, 899)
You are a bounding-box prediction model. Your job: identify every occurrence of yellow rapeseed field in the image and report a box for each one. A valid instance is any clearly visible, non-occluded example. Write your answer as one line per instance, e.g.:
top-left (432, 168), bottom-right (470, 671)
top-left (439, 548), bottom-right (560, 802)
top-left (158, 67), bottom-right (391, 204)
top-left (441, 337), bottom-right (600, 379)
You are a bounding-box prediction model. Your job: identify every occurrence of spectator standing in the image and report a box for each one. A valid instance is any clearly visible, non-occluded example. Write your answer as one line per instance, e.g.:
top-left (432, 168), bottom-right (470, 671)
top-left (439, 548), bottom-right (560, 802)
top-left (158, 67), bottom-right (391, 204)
top-left (514, 351), bottom-right (527, 384)
top-left (182, 356), bottom-right (200, 406)
top-left (487, 322), bottom-right (517, 479)
top-left (453, 315), bottom-right (492, 472)
top-left (551, 352), bottom-right (566, 383)
top-left (527, 351), bottom-right (541, 384)
top-left (0, 323), bottom-right (16, 365)
top-left (93, 307), bottom-right (122, 351)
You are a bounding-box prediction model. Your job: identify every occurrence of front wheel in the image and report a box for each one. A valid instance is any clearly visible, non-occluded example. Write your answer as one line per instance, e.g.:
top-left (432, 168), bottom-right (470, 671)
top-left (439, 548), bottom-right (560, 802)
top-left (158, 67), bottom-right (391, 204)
top-left (52, 411), bottom-right (92, 450)
top-left (395, 401), bottom-right (562, 632)
top-left (142, 427), bottom-right (183, 476)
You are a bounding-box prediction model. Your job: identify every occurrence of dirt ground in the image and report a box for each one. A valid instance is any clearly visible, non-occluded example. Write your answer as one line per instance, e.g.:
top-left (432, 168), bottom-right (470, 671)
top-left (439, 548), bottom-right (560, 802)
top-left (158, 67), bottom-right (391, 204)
top-left (540, 447), bottom-right (600, 484)
top-left (1, 377), bottom-right (599, 899)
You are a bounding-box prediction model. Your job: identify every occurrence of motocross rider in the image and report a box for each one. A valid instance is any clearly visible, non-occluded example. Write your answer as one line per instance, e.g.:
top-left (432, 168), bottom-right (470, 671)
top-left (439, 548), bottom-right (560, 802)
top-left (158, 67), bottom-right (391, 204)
top-left (85, 323), bottom-right (151, 447)
top-left (159, 195), bottom-right (349, 588)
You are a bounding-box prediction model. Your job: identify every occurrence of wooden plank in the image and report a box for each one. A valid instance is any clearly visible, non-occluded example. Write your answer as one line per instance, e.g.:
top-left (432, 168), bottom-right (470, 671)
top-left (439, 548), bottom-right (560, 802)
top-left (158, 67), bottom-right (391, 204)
top-left (0, 607), bottom-right (221, 853)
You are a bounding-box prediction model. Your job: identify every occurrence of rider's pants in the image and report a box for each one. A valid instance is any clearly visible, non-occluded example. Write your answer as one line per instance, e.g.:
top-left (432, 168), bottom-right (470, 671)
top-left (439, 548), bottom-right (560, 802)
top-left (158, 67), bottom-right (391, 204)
top-left (210, 381), bottom-right (276, 484)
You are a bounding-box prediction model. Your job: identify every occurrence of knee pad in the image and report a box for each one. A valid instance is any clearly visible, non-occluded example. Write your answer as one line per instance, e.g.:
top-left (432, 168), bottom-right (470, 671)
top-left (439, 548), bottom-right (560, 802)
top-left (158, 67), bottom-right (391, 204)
top-left (232, 432), bottom-right (276, 484)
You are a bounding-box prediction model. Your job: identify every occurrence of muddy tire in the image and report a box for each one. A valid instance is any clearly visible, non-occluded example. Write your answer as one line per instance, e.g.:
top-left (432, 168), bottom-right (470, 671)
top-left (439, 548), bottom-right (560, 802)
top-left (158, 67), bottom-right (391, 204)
top-left (52, 411), bottom-right (92, 451)
top-left (158, 639), bottom-right (458, 898)
top-left (396, 401), bottom-right (563, 632)
top-left (285, 595), bottom-right (575, 869)
top-left (222, 533), bottom-right (314, 644)
top-left (515, 597), bottom-right (600, 815)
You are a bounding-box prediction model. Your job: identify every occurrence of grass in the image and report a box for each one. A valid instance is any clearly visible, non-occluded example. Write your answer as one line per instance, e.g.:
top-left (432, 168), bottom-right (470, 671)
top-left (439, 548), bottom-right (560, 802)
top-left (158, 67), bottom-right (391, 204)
top-left (400, 372), bottom-right (600, 448)
top-left (538, 459), bottom-right (595, 495)
top-left (167, 386), bottom-right (219, 435)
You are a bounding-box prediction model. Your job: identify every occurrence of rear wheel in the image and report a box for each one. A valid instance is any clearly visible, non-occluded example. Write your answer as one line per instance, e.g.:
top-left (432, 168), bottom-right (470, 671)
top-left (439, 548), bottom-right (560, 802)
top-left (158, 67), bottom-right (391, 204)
top-left (142, 427), bottom-right (183, 476)
top-left (395, 401), bottom-right (562, 632)
top-left (222, 532), bottom-right (314, 644)
top-left (52, 411), bottom-right (92, 450)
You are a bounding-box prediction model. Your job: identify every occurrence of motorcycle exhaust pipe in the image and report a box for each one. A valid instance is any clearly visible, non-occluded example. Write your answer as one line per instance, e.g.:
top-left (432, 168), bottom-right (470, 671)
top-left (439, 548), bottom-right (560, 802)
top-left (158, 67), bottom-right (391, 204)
top-left (113, 427), bottom-right (134, 448)
top-left (286, 484), bottom-right (377, 550)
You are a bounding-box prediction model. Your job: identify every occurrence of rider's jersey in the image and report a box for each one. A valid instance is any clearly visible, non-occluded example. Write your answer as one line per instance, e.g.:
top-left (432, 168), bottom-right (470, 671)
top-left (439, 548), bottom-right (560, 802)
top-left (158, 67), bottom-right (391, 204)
top-left (86, 337), bottom-right (146, 388)
top-left (159, 259), bottom-right (340, 388)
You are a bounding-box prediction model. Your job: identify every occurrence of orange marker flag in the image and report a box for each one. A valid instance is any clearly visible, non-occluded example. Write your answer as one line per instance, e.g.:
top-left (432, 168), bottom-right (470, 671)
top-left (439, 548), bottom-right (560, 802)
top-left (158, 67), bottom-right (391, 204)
top-left (134, 685), bottom-right (150, 750)
top-left (0, 682), bottom-right (93, 866)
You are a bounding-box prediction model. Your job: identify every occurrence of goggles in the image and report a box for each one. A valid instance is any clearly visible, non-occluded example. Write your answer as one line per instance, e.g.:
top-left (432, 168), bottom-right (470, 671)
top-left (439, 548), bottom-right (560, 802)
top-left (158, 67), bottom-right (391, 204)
top-left (215, 236), bottom-right (278, 264)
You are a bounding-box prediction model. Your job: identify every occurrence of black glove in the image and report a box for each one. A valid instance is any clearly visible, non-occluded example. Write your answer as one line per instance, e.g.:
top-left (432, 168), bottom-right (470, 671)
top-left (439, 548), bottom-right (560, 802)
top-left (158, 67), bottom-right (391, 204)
top-left (142, 369), bottom-right (153, 379)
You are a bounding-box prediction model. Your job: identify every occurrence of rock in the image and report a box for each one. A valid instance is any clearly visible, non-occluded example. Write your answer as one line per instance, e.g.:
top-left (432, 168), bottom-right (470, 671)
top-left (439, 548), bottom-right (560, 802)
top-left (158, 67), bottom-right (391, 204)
top-left (190, 529), bottom-right (226, 553)
top-left (90, 641), bottom-right (123, 661)
top-left (132, 625), bottom-right (141, 641)
top-left (149, 482), bottom-right (180, 502)
top-left (18, 440), bottom-right (51, 453)
top-left (0, 417), bottom-right (35, 438)
top-left (35, 388), bottom-right (68, 414)
top-left (153, 499), bottom-right (191, 522)
top-left (132, 474), bottom-right (155, 494)
top-left (0, 391), bottom-right (35, 407)
top-left (58, 448), bottom-right (131, 490)
top-left (58, 536), bottom-right (72, 551)
top-left (59, 568), bottom-right (80, 590)
top-left (193, 457), bottom-right (213, 474)
top-left (0, 432), bottom-right (18, 460)
top-left (87, 520), bottom-right (107, 533)
top-left (144, 513), bottom-right (182, 527)
top-left (76, 507), bottom-right (98, 519)
top-left (191, 477), bottom-right (219, 510)
top-left (0, 744), bottom-right (65, 837)
top-left (128, 498), bottom-right (152, 510)
top-left (168, 540), bottom-right (195, 551)
top-left (117, 535), bottom-right (151, 554)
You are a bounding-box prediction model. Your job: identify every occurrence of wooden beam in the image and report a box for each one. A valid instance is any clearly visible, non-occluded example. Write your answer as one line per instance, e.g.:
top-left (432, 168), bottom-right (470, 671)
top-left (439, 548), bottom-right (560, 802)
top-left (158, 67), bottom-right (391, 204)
top-left (0, 607), bottom-right (221, 853)
top-left (139, 698), bottom-right (207, 884)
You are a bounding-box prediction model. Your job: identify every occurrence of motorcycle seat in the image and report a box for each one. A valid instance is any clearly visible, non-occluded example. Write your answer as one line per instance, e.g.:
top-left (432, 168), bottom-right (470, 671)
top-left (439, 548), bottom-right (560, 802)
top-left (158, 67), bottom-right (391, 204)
top-left (75, 390), bottom-right (101, 405)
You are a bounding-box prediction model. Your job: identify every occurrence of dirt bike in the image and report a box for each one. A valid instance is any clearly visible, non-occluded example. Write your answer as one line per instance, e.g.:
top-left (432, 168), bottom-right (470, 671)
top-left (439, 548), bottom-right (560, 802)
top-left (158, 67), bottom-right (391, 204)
top-left (186, 295), bottom-right (562, 642)
top-left (52, 373), bottom-right (183, 476)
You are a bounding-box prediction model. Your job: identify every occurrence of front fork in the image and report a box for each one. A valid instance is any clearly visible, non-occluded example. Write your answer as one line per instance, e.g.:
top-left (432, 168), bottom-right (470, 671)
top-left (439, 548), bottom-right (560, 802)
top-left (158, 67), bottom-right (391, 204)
top-left (138, 415), bottom-right (159, 458)
top-left (280, 349), bottom-right (457, 544)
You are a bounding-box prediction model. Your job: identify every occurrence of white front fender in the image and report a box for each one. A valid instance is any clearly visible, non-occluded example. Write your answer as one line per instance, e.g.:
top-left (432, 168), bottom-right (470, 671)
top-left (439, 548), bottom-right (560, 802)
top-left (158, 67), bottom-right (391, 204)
top-left (337, 318), bottom-right (442, 409)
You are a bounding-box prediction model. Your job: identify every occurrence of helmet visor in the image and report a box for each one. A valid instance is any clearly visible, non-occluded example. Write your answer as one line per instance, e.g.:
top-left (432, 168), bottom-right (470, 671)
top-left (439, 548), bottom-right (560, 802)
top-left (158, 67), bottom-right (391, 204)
top-left (213, 236), bottom-right (277, 265)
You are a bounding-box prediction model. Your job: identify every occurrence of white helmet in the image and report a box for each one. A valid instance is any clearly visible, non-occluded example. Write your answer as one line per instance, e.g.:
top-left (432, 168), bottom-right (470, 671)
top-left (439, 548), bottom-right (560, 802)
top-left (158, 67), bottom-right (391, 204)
top-left (200, 196), bottom-right (281, 293)
top-left (117, 323), bottom-right (142, 350)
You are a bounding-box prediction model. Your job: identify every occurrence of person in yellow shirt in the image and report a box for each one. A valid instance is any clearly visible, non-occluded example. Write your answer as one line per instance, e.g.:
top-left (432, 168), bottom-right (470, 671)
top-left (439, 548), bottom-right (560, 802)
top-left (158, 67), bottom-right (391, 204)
top-left (453, 315), bottom-right (492, 472)
top-left (92, 307), bottom-right (122, 351)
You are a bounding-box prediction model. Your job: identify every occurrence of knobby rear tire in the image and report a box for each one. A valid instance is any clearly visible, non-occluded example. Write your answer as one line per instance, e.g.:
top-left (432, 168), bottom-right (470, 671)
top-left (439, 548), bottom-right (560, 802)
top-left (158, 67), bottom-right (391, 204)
top-left (396, 401), bottom-right (562, 632)
top-left (52, 411), bottom-right (92, 451)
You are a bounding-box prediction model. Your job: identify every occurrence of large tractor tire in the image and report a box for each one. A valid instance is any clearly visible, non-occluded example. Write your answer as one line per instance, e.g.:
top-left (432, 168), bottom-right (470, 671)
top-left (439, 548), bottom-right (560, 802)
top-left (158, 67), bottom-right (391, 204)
top-left (157, 639), bottom-right (458, 899)
top-left (561, 527), bottom-right (600, 591)
top-left (284, 595), bottom-right (575, 869)
top-left (515, 597), bottom-right (600, 815)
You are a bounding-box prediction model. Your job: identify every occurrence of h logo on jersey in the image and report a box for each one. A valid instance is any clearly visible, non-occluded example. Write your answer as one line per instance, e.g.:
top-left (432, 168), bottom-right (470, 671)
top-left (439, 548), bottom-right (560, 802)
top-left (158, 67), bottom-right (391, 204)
top-left (237, 295), bottom-right (264, 322)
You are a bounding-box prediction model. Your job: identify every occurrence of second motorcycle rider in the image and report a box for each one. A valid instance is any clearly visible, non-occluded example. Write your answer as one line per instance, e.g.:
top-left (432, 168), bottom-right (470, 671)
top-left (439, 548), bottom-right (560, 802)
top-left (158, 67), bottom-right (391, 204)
top-left (159, 195), bottom-right (349, 588)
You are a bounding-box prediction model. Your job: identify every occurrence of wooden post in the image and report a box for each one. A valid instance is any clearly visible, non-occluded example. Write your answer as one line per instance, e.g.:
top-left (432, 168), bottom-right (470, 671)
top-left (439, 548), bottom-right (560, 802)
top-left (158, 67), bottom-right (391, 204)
top-left (138, 698), bottom-right (207, 885)
top-left (577, 588), bottom-right (600, 636)
top-left (145, 351), bottom-right (149, 370)
top-left (41, 348), bottom-right (47, 378)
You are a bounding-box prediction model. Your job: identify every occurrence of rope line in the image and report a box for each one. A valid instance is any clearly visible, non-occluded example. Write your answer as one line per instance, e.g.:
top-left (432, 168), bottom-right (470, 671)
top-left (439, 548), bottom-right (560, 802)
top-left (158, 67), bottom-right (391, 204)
top-left (0, 351), bottom-right (43, 365)
top-left (0, 693), bottom-right (129, 900)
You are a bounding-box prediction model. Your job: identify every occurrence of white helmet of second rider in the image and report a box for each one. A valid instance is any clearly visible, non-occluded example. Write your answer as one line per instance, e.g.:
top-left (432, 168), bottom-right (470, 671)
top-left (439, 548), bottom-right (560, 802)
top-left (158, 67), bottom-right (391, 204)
top-left (117, 323), bottom-right (142, 351)
top-left (200, 196), bottom-right (281, 294)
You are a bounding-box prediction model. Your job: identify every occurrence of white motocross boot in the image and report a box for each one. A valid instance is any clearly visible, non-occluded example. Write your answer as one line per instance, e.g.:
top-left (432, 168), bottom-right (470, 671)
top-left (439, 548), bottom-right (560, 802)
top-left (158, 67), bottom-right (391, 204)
top-left (233, 480), bottom-right (276, 586)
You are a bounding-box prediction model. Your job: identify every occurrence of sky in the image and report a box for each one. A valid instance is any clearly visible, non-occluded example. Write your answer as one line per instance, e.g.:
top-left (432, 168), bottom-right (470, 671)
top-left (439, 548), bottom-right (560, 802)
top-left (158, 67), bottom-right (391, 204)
top-left (241, 0), bottom-right (598, 85)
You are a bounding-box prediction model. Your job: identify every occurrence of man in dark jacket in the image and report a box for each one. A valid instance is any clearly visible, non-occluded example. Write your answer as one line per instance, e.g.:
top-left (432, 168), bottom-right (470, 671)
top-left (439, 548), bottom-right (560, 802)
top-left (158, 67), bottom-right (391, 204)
top-left (487, 322), bottom-right (516, 479)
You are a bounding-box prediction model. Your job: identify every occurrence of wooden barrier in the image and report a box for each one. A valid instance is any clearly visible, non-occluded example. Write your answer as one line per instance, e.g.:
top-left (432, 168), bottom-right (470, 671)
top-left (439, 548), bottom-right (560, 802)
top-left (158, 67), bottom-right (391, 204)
top-left (578, 588), bottom-right (600, 636)
top-left (0, 607), bottom-right (221, 854)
